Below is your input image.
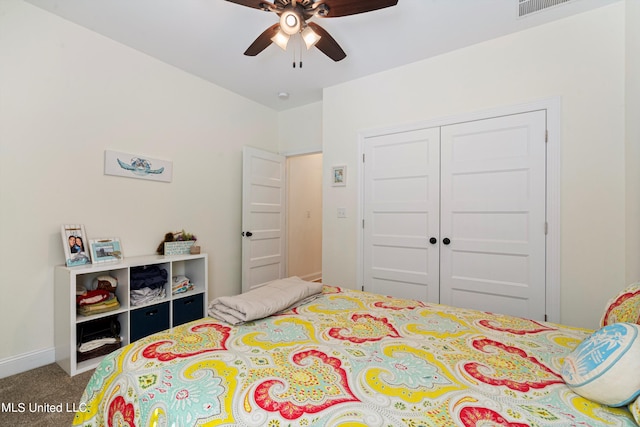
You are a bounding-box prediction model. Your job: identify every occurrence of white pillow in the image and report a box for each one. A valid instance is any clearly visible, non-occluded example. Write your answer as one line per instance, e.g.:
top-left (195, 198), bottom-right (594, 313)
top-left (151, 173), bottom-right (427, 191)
top-left (561, 323), bottom-right (640, 407)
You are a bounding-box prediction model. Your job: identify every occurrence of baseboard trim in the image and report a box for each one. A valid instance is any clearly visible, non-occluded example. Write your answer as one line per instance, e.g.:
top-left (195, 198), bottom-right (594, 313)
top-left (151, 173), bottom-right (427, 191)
top-left (0, 348), bottom-right (55, 379)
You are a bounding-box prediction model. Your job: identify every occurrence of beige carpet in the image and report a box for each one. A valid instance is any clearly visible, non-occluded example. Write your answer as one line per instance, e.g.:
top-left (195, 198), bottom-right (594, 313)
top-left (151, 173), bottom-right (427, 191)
top-left (0, 363), bottom-right (94, 426)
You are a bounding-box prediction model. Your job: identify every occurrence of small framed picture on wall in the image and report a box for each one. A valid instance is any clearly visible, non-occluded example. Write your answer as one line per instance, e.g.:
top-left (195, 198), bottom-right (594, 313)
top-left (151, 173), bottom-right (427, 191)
top-left (332, 165), bottom-right (347, 187)
top-left (61, 224), bottom-right (92, 267)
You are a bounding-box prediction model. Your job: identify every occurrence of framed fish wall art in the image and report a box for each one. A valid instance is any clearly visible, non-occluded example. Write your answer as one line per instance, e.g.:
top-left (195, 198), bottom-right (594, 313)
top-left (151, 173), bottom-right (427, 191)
top-left (104, 150), bottom-right (172, 183)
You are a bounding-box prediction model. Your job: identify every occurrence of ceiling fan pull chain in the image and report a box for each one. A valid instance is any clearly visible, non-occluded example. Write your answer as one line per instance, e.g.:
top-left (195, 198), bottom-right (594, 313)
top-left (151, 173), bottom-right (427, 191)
top-left (299, 36), bottom-right (303, 68)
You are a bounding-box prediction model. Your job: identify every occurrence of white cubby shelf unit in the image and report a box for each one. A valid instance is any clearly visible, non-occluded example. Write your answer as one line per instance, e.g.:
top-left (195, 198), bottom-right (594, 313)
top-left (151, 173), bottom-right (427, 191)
top-left (54, 253), bottom-right (208, 376)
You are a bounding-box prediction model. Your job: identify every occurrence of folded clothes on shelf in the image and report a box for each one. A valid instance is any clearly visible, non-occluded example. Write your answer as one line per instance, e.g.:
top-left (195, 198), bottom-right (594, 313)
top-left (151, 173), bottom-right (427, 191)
top-left (130, 287), bottom-right (166, 306)
top-left (130, 265), bottom-right (168, 290)
top-left (76, 289), bottom-right (111, 306)
top-left (172, 275), bottom-right (193, 295)
top-left (77, 295), bottom-right (120, 316)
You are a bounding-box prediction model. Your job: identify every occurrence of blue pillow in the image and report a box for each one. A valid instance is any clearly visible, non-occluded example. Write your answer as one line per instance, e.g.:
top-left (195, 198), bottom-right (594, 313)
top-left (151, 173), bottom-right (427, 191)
top-left (562, 323), bottom-right (640, 407)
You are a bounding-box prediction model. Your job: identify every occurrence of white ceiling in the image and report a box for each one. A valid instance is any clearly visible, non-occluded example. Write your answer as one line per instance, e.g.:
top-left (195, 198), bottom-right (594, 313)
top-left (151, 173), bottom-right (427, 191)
top-left (25, 0), bottom-right (618, 111)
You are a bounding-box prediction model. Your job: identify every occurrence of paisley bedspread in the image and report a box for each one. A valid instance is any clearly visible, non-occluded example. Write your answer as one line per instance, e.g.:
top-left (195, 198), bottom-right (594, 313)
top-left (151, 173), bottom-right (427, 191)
top-left (74, 286), bottom-right (637, 426)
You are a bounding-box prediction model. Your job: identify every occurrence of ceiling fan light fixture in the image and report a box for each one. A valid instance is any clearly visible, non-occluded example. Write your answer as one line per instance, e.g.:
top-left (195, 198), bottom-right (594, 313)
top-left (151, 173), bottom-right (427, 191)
top-left (301, 26), bottom-right (321, 49)
top-left (271, 30), bottom-right (290, 50)
top-left (280, 10), bottom-right (301, 35)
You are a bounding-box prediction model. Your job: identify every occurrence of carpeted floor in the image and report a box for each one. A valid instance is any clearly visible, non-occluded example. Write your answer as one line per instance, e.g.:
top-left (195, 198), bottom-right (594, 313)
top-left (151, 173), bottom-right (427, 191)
top-left (0, 363), bottom-right (94, 426)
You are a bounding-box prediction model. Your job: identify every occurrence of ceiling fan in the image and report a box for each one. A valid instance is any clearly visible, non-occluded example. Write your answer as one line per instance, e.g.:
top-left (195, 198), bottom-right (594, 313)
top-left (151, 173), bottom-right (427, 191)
top-left (225, 0), bottom-right (399, 62)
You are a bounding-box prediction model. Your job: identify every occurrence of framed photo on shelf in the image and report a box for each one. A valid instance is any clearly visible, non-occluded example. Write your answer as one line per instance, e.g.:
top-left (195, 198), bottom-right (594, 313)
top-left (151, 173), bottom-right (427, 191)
top-left (89, 238), bottom-right (124, 264)
top-left (61, 224), bottom-right (92, 267)
top-left (332, 165), bottom-right (347, 187)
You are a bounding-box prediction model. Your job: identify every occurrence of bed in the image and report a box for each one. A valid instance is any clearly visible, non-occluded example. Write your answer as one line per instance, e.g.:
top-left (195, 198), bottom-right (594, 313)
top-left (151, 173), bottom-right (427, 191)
top-left (73, 285), bottom-right (639, 426)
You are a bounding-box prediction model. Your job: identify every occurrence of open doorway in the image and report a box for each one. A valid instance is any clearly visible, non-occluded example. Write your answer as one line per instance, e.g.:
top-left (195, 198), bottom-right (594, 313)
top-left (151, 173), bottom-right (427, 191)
top-left (286, 152), bottom-right (322, 282)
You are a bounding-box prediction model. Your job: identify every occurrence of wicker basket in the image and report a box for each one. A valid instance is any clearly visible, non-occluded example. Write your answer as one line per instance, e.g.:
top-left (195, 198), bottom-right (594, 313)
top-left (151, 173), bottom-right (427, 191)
top-left (77, 339), bottom-right (121, 362)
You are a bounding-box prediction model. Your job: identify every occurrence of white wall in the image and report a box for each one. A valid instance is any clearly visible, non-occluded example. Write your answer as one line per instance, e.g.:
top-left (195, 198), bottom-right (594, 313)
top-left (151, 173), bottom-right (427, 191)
top-left (0, 0), bottom-right (278, 370)
top-left (278, 101), bottom-right (323, 154)
top-left (626, 0), bottom-right (640, 284)
top-left (322, 3), bottom-right (627, 329)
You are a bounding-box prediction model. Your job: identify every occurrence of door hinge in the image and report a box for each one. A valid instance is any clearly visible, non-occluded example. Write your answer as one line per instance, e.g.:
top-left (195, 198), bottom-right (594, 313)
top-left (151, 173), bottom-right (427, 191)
top-left (544, 314), bottom-right (548, 322)
top-left (362, 219), bottom-right (365, 229)
top-left (545, 130), bottom-right (548, 143)
top-left (362, 153), bottom-right (365, 162)
top-left (544, 222), bottom-right (548, 235)
top-left (361, 285), bottom-right (364, 291)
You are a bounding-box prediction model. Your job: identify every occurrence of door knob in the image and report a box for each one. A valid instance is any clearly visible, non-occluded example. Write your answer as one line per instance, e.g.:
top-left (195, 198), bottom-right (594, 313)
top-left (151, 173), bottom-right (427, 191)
top-left (243, 231), bottom-right (253, 237)
top-left (443, 238), bottom-right (451, 245)
top-left (429, 237), bottom-right (437, 244)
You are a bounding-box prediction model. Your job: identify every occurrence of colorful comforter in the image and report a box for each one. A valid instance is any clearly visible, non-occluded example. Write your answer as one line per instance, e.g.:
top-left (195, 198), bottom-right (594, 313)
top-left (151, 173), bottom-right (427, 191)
top-left (74, 286), bottom-right (637, 426)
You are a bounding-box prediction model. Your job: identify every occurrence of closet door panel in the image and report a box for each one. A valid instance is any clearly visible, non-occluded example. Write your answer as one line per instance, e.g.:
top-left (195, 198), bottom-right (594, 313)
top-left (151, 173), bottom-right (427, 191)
top-left (439, 110), bottom-right (547, 320)
top-left (363, 127), bottom-right (440, 302)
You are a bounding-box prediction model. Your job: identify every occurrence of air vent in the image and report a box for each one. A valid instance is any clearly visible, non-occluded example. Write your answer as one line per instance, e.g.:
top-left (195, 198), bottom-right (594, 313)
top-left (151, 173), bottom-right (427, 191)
top-left (519, 0), bottom-right (573, 17)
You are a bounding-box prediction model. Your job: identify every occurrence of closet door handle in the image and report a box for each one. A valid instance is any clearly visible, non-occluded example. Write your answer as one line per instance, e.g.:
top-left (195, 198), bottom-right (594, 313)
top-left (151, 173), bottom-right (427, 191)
top-left (429, 237), bottom-right (437, 244)
top-left (242, 231), bottom-right (253, 237)
top-left (442, 238), bottom-right (451, 245)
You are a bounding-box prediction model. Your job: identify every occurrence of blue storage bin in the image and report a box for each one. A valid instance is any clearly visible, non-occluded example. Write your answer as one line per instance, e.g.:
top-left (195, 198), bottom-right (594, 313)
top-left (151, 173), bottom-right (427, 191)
top-left (130, 302), bottom-right (169, 342)
top-left (173, 293), bottom-right (204, 326)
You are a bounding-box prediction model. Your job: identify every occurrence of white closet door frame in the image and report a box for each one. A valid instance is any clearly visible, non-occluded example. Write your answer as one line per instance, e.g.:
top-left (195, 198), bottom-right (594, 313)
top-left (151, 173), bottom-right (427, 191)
top-left (357, 97), bottom-right (561, 323)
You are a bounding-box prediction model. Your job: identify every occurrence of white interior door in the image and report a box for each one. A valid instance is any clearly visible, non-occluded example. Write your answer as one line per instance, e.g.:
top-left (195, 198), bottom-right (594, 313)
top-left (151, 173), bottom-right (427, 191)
top-left (363, 127), bottom-right (441, 302)
top-left (242, 147), bottom-right (286, 292)
top-left (439, 111), bottom-right (547, 320)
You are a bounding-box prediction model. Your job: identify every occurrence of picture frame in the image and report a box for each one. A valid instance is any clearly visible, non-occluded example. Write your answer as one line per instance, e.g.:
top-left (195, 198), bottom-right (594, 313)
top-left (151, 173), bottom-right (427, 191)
top-left (61, 224), bottom-right (92, 267)
top-left (104, 150), bottom-right (173, 183)
top-left (332, 165), bottom-right (347, 187)
top-left (89, 238), bottom-right (124, 264)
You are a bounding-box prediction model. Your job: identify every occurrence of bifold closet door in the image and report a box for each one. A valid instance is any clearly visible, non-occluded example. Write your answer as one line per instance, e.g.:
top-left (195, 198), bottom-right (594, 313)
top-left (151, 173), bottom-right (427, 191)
top-left (439, 111), bottom-right (547, 320)
top-left (363, 127), bottom-right (441, 302)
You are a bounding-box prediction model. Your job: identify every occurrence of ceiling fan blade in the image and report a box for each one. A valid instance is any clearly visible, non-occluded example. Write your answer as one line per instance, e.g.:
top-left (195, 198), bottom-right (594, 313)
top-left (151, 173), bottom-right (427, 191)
top-left (244, 23), bottom-right (280, 56)
top-left (224, 0), bottom-right (272, 10)
top-left (307, 22), bottom-right (346, 62)
top-left (318, 0), bottom-right (398, 17)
